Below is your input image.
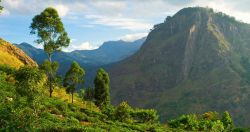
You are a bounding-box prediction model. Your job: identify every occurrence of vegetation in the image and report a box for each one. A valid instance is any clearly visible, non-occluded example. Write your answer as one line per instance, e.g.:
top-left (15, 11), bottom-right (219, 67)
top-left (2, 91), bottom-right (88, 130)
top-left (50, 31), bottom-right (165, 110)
top-left (94, 68), bottom-right (111, 109)
top-left (109, 7), bottom-right (250, 126)
top-left (1, 6), bottom-right (250, 131)
top-left (0, 39), bottom-right (37, 68)
top-left (30, 7), bottom-right (70, 97)
top-left (63, 61), bottom-right (85, 103)
top-left (0, 0), bottom-right (3, 12)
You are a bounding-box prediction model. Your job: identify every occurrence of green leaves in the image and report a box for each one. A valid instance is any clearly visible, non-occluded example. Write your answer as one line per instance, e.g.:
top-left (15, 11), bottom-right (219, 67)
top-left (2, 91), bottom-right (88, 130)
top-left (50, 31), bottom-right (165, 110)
top-left (30, 7), bottom-right (70, 55)
top-left (15, 66), bottom-right (44, 99)
top-left (63, 61), bottom-right (85, 103)
top-left (94, 68), bottom-right (110, 109)
top-left (0, 0), bottom-right (3, 12)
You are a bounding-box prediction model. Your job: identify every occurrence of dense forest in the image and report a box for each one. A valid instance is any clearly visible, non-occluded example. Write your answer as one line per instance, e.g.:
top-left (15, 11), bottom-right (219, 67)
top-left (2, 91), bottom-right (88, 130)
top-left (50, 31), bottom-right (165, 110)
top-left (0, 2), bottom-right (249, 132)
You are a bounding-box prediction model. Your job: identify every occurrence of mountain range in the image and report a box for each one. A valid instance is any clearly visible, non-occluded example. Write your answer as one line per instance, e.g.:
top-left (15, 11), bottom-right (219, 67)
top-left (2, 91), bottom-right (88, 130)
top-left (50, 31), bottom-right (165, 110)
top-left (16, 37), bottom-right (145, 86)
top-left (109, 7), bottom-right (250, 126)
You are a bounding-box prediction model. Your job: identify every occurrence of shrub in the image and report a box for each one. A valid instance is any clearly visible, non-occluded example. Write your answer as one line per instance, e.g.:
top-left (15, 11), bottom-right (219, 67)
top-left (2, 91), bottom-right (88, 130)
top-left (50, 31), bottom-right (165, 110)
top-left (15, 66), bottom-right (44, 99)
top-left (131, 109), bottom-right (159, 123)
top-left (114, 102), bottom-right (132, 123)
top-left (168, 114), bottom-right (199, 130)
top-left (222, 111), bottom-right (234, 131)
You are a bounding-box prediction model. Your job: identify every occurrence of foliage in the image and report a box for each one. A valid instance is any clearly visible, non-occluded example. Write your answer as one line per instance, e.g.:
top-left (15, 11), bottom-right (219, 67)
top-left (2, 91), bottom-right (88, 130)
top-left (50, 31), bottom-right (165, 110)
top-left (30, 7), bottom-right (70, 98)
top-left (30, 7), bottom-right (70, 56)
top-left (222, 111), bottom-right (234, 131)
top-left (131, 109), bottom-right (159, 123)
top-left (63, 61), bottom-right (85, 103)
top-left (94, 68), bottom-right (110, 109)
top-left (40, 60), bottom-right (59, 97)
top-left (79, 87), bottom-right (95, 102)
top-left (114, 102), bottom-right (132, 122)
top-left (0, 0), bottom-right (3, 12)
top-left (15, 66), bottom-right (44, 99)
top-left (168, 111), bottom-right (234, 131)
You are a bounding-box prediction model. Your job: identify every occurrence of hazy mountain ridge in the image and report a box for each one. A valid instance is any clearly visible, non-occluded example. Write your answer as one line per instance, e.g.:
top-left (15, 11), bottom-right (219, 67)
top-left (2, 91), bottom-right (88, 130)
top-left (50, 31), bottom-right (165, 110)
top-left (109, 7), bottom-right (250, 126)
top-left (16, 37), bottom-right (145, 86)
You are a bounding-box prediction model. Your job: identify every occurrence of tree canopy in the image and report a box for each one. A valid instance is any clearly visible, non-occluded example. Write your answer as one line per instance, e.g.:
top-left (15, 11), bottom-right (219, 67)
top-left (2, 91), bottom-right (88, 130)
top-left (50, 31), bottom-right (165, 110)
top-left (30, 7), bottom-right (70, 61)
top-left (94, 68), bottom-right (110, 109)
top-left (63, 61), bottom-right (85, 103)
top-left (0, 0), bottom-right (3, 12)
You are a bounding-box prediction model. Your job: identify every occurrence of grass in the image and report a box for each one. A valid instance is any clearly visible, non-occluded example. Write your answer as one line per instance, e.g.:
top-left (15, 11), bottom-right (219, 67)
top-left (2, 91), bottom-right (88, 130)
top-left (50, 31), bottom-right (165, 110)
top-left (0, 51), bottom-right (24, 68)
top-left (52, 87), bottom-right (100, 112)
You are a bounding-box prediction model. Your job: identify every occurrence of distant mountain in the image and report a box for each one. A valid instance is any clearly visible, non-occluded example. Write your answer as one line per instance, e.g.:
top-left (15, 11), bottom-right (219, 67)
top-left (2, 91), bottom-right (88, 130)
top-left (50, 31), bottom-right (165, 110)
top-left (16, 38), bottom-right (145, 86)
top-left (109, 7), bottom-right (250, 126)
top-left (72, 38), bottom-right (146, 65)
top-left (0, 38), bottom-right (37, 68)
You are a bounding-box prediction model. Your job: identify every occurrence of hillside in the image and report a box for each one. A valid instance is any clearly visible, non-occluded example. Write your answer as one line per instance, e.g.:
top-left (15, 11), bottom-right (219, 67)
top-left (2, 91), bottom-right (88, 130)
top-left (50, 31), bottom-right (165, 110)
top-left (109, 7), bottom-right (250, 126)
top-left (0, 38), bottom-right (37, 68)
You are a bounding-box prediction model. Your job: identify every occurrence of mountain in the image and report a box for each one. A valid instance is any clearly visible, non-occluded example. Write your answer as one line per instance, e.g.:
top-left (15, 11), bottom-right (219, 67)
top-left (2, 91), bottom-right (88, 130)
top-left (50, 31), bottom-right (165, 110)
top-left (0, 38), bottom-right (37, 68)
top-left (72, 37), bottom-right (146, 65)
top-left (16, 38), bottom-right (145, 86)
top-left (109, 7), bottom-right (250, 126)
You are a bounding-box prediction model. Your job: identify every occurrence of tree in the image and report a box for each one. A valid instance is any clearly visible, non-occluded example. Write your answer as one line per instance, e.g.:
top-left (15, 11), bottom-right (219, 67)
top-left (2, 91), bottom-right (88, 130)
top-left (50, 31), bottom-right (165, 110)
top-left (0, 0), bottom-right (3, 12)
top-left (63, 61), bottom-right (85, 103)
top-left (114, 102), bottom-right (132, 122)
top-left (94, 68), bottom-right (110, 108)
top-left (222, 111), bottom-right (234, 131)
top-left (40, 60), bottom-right (59, 97)
top-left (15, 66), bottom-right (44, 100)
top-left (30, 7), bottom-right (70, 97)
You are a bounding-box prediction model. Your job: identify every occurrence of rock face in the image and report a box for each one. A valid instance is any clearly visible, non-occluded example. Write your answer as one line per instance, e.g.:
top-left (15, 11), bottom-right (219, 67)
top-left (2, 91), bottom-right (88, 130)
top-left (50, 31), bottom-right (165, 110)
top-left (0, 38), bottom-right (37, 68)
top-left (109, 7), bottom-right (250, 126)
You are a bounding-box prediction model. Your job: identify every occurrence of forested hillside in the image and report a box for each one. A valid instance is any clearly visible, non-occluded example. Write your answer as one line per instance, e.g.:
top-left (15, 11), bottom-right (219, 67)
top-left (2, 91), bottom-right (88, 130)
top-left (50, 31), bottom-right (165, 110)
top-left (110, 7), bottom-right (250, 126)
top-left (0, 3), bottom-right (249, 131)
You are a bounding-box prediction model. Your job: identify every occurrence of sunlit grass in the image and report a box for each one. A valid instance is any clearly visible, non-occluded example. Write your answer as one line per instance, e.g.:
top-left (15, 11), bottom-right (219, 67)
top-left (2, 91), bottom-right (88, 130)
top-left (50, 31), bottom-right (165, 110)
top-left (53, 87), bottom-right (100, 112)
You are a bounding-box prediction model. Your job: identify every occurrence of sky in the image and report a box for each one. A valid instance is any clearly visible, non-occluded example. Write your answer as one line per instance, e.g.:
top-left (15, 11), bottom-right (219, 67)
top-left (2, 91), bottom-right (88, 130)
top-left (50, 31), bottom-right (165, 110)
top-left (1, 0), bottom-right (250, 52)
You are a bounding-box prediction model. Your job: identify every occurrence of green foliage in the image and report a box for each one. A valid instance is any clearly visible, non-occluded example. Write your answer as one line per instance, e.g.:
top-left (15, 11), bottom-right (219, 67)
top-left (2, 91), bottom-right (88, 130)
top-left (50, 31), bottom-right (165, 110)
top-left (31, 7), bottom-right (70, 98)
top-left (222, 111), bottom-right (234, 131)
top-left (40, 60), bottom-right (59, 97)
top-left (30, 7), bottom-right (70, 56)
top-left (168, 111), bottom-right (235, 131)
top-left (83, 87), bottom-right (95, 101)
top-left (15, 66), bottom-right (44, 99)
top-left (63, 61), bottom-right (85, 103)
top-left (168, 114), bottom-right (199, 130)
top-left (0, 0), bottom-right (3, 12)
top-left (94, 68), bottom-right (110, 109)
top-left (131, 109), bottom-right (159, 123)
top-left (0, 65), bottom-right (16, 75)
top-left (114, 102), bottom-right (132, 123)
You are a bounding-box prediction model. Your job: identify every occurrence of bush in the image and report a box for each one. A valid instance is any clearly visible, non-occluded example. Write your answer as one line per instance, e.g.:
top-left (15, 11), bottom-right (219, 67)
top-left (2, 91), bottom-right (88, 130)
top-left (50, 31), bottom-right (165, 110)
top-left (168, 114), bottom-right (199, 130)
top-left (114, 102), bottom-right (132, 123)
top-left (131, 109), bottom-right (159, 123)
top-left (15, 66), bottom-right (44, 99)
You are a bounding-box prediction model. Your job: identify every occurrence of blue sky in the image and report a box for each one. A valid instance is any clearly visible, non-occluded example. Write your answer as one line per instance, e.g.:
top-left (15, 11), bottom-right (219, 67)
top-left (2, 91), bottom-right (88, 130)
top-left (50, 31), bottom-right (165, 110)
top-left (1, 0), bottom-right (250, 52)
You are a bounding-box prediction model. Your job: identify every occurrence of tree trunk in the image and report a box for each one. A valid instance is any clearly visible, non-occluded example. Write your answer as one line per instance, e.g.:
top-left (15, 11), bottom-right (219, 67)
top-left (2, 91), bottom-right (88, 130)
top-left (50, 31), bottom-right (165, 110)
top-left (48, 53), bottom-right (53, 98)
top-left (72, 92), bottom-right (74, 103)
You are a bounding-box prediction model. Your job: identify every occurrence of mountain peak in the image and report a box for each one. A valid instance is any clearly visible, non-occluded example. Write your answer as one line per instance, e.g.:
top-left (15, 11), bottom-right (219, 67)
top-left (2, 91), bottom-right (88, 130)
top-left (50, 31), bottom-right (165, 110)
top-left (109, 8), bottom-right (250, 126)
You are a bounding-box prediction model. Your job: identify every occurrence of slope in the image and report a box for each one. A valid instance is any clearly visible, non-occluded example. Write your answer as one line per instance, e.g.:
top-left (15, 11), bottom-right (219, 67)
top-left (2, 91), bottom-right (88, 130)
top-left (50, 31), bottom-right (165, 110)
top-left (0, 38), bottom-right (37, 68)
top-left (109, 7), bottom-right (250, 126)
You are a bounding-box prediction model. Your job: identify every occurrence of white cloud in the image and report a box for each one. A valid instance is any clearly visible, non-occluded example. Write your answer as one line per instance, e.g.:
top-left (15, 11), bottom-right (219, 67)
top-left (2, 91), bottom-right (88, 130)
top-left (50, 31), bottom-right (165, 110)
top-left (63, 42), bottom-right (98, 52)
top-left (53, 4), bottom-right (69, 17)
top-left (85, 15), bottom-right (152, 31)
top-left (120, 33), bottom-right (148, 42)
